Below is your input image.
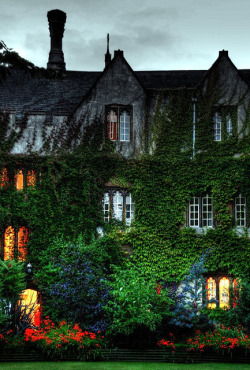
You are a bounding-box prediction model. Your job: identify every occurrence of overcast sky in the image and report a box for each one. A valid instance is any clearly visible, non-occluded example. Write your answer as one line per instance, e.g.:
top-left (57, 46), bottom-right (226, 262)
top-left (1, 0), bottom-right (250, 71)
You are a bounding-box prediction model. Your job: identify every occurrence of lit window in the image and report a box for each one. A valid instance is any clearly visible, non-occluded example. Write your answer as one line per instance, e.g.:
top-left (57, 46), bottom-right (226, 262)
top-left (0, 168), bottom-right (9, 187)
top-left (103, 190), bottom-right (134, 225)
top-left (15, 170), bottom-right (24, 190)
top-left (4, 226), bottom-right (15, 260)
top-left (213, 113), bottom-right (222, 141)
top-left (19, 289), bottom-right (42, 326)
top-left (27, 170), bottom-right (36, 187)
top-left (18, 227), bottom-right (28, 261)
top-left (235, 194), bottom-right (246, 227)
top-left (219, 277), bottom-right (230, 309)
top-left (206, 277), bottom-right (216, 308)
top-left (3, 226), bottom-right (28, 261)
top-left (188, 194), bottom-right (213, 228)
top-left (106, 106), bottom-right (131, 142)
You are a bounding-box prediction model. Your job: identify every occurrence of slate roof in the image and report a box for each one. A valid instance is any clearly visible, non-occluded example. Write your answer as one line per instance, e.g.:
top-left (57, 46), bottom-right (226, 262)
top-left (135, 70), bottom-right (207, 89)
top-left (0, 69), bottom-right (101, 115)
top-left (0, 67), bottom-right (249, 115)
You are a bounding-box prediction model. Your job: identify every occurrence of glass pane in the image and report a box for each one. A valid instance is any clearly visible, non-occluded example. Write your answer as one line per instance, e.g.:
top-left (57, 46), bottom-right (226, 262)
top-left (4, 226), bottom-right (15, 260)
top-left (219, 277), bottom-right (230, 308)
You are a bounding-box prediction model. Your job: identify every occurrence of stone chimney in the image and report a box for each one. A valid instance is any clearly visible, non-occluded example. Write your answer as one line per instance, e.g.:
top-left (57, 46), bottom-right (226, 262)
top-left (47, 9), bottom-right (66, 70)
top-left (105, 34), bottom-right (111, 68)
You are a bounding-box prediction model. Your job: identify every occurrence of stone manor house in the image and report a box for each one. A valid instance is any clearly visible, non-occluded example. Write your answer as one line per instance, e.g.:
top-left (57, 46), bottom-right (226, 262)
top-left (0, 9), bottom-right (249, 322)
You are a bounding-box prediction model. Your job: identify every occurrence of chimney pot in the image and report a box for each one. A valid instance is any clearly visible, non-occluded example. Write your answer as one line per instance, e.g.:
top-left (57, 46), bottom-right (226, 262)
top-left (114, 49), bottom-right (124, 57)
top-left (219, 50), bottom-right (228, 57)
top-left (47, 9), bottom-right (66, 71)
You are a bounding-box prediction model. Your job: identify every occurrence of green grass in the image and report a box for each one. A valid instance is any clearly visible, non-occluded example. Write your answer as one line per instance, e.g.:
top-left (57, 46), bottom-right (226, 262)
top-left (0, 363), bottom-right (249, 370)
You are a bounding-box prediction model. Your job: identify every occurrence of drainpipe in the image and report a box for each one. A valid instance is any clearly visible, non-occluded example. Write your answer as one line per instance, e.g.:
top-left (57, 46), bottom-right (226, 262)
top-left (192, 97), bottom-right (197, 159)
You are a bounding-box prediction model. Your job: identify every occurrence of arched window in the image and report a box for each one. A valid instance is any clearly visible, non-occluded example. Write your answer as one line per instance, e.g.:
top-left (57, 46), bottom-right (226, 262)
top-left (219, 277), bottom-right (230, 308)
top-left (4, 226), bottom-right (15, 260)
top-left (120, 111), bottom-right (130, 141)
top-left (125, 193), bottom-right (134, 225)
top-left (19, 289), bottom-right (42, 327)
top-left (3, 226), bottom-right (28, 261)
top-left (206, 277), bottom-right (216, 308)
top-left (103, 192), bottom-right (110, 222)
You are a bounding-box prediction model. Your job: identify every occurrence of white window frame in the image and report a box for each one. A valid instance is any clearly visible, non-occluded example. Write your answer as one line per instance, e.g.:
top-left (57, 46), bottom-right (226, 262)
top-left (120, 111), bottom-right (130, 142)
top-left (213, 112), bottom-right (222, 141)
top-left (103, 190), bottom-right (134, 225)
top-left (202, 194), bottom-right (213, 227)
top-left (235, 194), bottom-right (246, 227)
top-left (188, 194), bottom-right (213, 228)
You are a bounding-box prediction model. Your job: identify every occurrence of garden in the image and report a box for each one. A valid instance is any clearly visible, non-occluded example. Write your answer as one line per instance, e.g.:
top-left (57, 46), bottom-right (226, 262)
top-left (0, 241), bottom-right (249, 363)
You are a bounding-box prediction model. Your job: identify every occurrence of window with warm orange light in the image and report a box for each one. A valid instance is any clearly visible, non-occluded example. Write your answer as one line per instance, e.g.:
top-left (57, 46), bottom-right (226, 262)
top-left (4, 226), bottom-right (15, 260)
top-left (15, 170), bottom-right (24, 190)
top-left (219, 277), bottom-right (230, 308)
top-left (19, 289), bottom-right (42, 326)
top-left (3, 226), bottom-right (28, 261)
top-left (206, 277), bottom-right (216, 308)
top-left (0, 168), bottom-right (9, 187)
top-left (27, 170), bottom-right (36, 187)
top-left (18, 227), bottom-right (28, 261)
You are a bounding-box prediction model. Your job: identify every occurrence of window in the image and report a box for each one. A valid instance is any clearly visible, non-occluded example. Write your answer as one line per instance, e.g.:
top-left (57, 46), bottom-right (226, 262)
top-left (235, 194), bottom-right (246, 227)
top-left (3, 226), bottom-right (28, 261)
top-left (1, 168), bottom-right (36, 190)
top-left (213, 107), bottom-right (236, 141)
top-left (106, 106), bottom-right (131, 142)
top-left (0, 168), bottom-right (9, 187)
top-left (188, 194), bottom-right (213, 228)
top-left (213, 112), bottom-right (222, 141)
top-left (205, 276), bottom-right (237, 309)
top-left (103, 190), bottom-right (134, 225)
top-left (19, 289), bottom-right (42, 326)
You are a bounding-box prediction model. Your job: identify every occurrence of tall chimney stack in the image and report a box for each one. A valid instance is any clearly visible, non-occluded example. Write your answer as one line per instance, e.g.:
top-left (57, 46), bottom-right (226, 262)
top-left (47, 9), bottom-right (66, 70)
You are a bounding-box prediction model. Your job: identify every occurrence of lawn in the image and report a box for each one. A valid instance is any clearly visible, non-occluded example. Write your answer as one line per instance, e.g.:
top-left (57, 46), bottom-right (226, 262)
top-left (0, 363), bottom-right (249, 370)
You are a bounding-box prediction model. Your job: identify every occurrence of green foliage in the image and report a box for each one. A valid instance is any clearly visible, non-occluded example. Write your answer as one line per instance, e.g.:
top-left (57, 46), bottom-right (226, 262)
top-left (0, 259), bottom-right (26, 300)
top-left (104, 262), bottom-right (173, 336)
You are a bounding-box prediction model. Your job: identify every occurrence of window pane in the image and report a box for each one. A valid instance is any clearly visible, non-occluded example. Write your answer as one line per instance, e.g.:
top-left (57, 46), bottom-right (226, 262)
top-left (213, 113), bottom-right (222, 141)
top-left (202, 195), bottom-right (213, 227)
top-left (219, 277), bottom-right (230, 308)
top-left (27, 170), bottom-right (36, 187)
top-left (18, 227), bottom-right (28, 261)
top-left (0, 168), bottom-right (9, 187)
top-left (107, 110), bottom-right (117, 141)
top-left (15, 170), bottom-right (24, 190)
top-left (189, 197), bottom-right (199, 227)
top-left (125, 193), bottom-right (134, 225)
top-left (226, 116), bottom-right (233, 136)
top-left (103, 192), bottom-right (110, 222)
top-left (120, 111), bottom-right (130, 142)
top-left (207, 277), bottom-right (216, 308)
top-left (113, 191), bottom-right (123, 221)
top-left (4, 226), bottom-right (15, 260)
top-left (235, 194), bottom-right (246, 227)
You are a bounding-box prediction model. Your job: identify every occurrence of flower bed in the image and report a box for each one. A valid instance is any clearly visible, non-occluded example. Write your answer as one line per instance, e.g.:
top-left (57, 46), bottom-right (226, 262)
top-left (0, 317), bottom-right (105, 360)
top-left (158, 325), bottom-right (250, 356)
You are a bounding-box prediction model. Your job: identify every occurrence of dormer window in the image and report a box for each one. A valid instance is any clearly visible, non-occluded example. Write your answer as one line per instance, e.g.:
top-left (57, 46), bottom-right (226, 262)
top-left (106, 106), bottom-right (131, 142)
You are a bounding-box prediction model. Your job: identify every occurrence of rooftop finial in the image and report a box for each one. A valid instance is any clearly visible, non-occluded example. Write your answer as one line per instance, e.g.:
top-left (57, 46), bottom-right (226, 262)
top-left (105, 33), bottom-right (111, 69)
